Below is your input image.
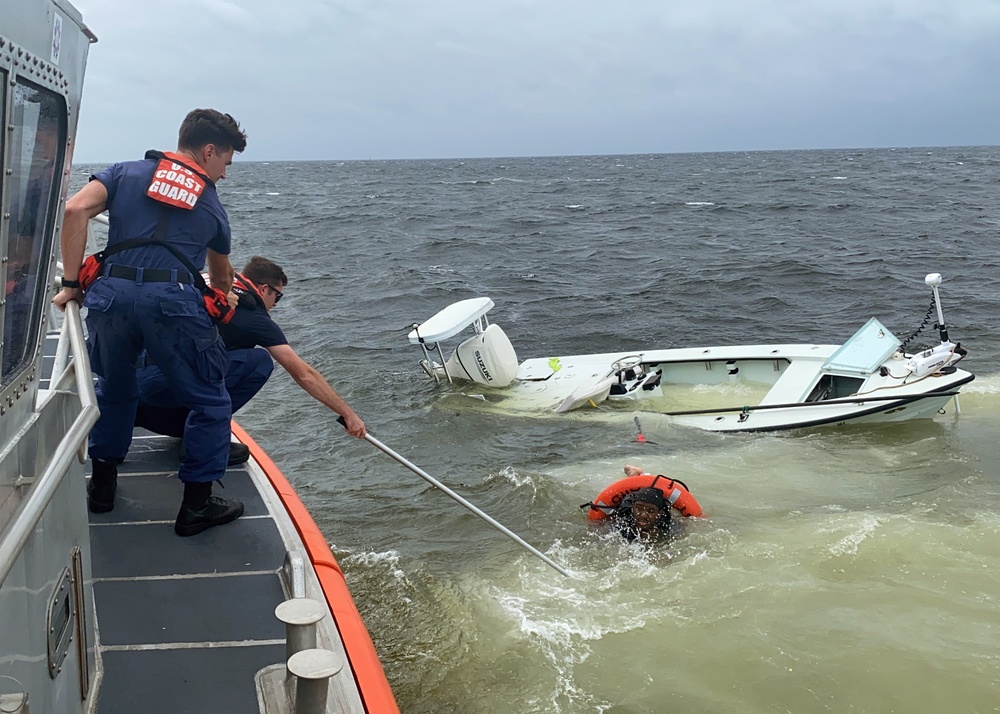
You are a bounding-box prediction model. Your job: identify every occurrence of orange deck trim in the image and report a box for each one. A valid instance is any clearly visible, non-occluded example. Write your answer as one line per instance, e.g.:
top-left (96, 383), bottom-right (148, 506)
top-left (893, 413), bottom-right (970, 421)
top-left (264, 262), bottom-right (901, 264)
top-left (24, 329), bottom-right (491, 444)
top-left (231, 421), bottom-right (400, 714)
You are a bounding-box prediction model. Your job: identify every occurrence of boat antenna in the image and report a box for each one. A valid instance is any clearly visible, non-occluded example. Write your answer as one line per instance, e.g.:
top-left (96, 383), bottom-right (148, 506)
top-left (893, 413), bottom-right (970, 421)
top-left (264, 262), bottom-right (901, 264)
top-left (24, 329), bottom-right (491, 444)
top-left (925, 273), bottom-right (948, 343)
top-left (338, 418), bottom-right (572, 578)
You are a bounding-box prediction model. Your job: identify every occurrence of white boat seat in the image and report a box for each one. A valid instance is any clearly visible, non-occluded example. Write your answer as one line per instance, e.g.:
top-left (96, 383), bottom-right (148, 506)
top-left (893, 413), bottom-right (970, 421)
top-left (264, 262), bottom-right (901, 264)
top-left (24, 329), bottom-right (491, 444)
top-left (757, 360), bottom-right (823, 406)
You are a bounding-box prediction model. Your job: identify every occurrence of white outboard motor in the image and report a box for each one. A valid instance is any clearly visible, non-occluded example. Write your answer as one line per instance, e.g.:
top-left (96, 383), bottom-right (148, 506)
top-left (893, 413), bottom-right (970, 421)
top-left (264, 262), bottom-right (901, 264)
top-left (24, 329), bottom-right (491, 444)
top-left (444, 323), bottom-right (519, 387)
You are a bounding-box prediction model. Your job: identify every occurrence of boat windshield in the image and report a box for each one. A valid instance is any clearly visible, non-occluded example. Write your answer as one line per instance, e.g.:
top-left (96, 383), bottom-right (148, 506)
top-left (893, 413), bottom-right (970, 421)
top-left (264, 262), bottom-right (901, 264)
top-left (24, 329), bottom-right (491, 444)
top-left (821, 317), bottom-right (901, 374)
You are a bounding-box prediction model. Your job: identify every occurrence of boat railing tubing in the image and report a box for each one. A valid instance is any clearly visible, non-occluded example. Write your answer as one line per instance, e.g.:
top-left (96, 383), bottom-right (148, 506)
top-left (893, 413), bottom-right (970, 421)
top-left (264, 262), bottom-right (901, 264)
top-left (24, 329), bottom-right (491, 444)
top-left (659, 390), bottom-right (961, 417)
top-left (0, 301), bottom-right (99, 585)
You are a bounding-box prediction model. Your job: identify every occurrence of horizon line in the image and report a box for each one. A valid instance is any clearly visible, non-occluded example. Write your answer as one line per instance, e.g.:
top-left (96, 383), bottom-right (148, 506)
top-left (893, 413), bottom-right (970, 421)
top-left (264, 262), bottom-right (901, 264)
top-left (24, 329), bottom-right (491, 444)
top-left (71, 142), bottom-right (1000, 166)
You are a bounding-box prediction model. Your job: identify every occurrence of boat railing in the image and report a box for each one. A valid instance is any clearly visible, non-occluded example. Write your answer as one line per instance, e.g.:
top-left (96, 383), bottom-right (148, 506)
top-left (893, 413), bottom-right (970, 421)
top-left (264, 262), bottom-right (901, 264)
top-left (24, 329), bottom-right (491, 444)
top-left (0, 300), bottom-right (99, 585)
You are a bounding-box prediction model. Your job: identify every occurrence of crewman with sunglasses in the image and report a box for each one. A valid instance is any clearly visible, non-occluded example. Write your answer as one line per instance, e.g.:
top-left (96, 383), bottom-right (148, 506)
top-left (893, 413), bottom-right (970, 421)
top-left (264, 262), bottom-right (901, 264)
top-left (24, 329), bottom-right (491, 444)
top-left (134, 256), bottom-right (366, 455)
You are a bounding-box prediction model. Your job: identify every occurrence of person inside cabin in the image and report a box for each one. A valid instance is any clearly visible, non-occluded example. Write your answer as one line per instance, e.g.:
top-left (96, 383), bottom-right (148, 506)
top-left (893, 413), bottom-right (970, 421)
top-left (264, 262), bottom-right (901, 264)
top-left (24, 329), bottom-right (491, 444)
top-left (133, 256), bottom-right (366, 453)
top-left (53, 108), bottom-right (247, 537)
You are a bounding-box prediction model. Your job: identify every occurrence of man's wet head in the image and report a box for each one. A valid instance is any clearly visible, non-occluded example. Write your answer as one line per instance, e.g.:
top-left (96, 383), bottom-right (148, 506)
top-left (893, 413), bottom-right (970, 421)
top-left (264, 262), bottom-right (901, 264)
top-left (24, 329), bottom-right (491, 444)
top-left (628, 487), bottom-right (668, 532)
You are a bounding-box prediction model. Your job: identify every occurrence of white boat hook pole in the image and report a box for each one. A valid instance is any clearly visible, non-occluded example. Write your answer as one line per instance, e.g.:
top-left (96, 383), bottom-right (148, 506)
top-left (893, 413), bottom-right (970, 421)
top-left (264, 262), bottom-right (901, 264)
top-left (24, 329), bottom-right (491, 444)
top-left (339, 418), bottom-right (572, 578)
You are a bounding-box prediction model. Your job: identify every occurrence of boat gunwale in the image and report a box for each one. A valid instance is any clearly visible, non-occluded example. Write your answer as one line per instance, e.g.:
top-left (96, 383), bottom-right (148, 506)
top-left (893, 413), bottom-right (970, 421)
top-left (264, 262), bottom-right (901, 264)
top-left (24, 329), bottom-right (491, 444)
top-left (230, 421), bottom-right (400, 714)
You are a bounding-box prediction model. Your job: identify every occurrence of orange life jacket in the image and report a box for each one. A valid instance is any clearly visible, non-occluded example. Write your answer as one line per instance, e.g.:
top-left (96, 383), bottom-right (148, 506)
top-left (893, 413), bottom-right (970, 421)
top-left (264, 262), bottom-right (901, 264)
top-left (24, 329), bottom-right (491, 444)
top-left (145, 151), bottom-right (209, 210)
top-left (231, 272), bottom-right (266, 308)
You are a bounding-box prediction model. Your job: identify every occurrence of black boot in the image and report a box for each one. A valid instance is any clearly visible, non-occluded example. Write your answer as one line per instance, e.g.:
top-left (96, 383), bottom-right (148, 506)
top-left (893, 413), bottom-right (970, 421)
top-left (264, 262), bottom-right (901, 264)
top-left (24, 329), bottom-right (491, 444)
top-left (179, 441), bottom-right (251, 466)
top-left (174, 481), bottom-right (244, 537)
top-left (87, 459), bottom-right (118, 513)
top-left (228, 442), bottom-right (250, 466)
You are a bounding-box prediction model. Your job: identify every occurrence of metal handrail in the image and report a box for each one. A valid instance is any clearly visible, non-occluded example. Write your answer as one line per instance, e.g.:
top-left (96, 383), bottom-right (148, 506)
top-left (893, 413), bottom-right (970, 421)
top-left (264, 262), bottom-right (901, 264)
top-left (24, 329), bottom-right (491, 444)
top-left (0, 300), bottom-right (99, 586)
top-left (51, 315), bottom-right (72, 393)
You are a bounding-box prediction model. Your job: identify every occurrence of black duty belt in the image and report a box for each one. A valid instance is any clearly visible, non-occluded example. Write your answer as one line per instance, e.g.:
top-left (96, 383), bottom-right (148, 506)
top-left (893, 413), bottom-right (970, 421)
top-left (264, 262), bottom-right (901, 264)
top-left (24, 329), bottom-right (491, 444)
top-left (106, 264), bottom-right (192, 284)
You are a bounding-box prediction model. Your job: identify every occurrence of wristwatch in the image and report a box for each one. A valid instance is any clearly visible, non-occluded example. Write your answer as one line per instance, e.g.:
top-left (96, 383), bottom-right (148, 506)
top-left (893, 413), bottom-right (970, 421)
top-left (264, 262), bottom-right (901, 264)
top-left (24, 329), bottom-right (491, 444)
top-left (60, 277), bottom-right (81, 289)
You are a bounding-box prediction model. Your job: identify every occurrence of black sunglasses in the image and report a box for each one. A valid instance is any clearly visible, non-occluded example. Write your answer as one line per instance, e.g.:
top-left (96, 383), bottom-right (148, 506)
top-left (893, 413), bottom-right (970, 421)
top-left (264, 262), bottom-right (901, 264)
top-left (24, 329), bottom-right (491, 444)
top-left (266, 284), bottom-right (284, 304)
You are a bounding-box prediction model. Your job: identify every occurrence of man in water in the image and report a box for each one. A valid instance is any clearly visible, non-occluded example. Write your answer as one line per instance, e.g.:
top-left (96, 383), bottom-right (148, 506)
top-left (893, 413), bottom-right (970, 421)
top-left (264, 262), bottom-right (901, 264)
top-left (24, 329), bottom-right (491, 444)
top-left (134, 256), bottom-right (366, 449)
top-left (613, 486), bottom-right (673, 542)
top-left (605, 464), bottom-right (702, 542)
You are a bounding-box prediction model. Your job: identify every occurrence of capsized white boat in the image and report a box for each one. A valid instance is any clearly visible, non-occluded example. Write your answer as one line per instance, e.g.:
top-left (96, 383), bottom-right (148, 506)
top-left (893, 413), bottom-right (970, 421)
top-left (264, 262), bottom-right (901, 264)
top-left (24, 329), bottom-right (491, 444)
top-left (407, 274), bottom-right (974, 433)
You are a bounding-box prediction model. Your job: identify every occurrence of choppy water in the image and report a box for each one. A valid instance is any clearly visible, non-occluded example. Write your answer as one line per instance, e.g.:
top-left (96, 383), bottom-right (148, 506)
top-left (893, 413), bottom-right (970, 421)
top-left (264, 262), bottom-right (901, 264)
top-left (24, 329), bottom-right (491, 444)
top-left (82, 147), bottom-right (1000, 712)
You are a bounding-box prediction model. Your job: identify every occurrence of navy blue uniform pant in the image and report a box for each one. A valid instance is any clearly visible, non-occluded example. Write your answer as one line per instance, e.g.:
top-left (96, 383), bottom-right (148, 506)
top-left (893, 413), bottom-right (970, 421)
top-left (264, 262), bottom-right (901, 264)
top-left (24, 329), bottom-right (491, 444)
top-left (85, 276), bottom-right (230, 483)
top-left (135, 347), bottom-right (273, 438)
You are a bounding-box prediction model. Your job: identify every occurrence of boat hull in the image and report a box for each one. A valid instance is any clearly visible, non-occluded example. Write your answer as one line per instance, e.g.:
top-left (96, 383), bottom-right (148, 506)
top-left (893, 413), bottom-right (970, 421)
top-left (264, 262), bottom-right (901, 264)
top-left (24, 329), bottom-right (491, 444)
top-left (666, 374), bottom-right (974, 432)
top-left (451, 342), bottom-right (974, 433)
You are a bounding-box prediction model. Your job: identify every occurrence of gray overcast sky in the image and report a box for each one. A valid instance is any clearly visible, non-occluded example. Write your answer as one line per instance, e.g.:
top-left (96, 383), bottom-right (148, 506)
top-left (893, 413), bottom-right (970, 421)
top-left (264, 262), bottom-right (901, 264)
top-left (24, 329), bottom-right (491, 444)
top-left (70, 0), bottom-right (1000, 163)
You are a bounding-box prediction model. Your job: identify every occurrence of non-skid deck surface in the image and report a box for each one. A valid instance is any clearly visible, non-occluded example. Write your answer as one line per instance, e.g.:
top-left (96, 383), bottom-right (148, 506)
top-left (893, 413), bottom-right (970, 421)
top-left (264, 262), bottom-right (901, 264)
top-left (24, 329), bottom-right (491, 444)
top-left (89, 433), bottom-right (288, 714)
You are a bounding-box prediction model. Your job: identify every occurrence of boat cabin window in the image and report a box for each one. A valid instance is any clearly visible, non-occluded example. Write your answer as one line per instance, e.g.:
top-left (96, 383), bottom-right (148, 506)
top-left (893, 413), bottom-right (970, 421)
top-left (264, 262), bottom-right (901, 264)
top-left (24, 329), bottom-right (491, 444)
top-left (1, 80), bottom-right (66, 384)
top-left (807, 374), bottom-right (865, 402)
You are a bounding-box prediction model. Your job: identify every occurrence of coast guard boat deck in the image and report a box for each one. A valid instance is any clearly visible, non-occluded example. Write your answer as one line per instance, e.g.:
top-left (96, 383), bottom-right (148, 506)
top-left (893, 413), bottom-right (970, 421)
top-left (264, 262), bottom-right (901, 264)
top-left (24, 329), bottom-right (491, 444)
top-left (84, 434), bottom-right (289, 712)
top-left (0, 2), bottom-right (397, 711)
top-left (38, 331), bottom-right (397, 713)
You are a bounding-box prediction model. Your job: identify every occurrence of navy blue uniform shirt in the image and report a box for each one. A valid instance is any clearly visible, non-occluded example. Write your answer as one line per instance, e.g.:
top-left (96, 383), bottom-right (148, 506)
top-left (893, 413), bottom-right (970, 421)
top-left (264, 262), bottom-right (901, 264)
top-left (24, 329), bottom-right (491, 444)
top-left (92, 157), bottom-right (231, 271)
top-left (218, 293), bottom-right (287, 351)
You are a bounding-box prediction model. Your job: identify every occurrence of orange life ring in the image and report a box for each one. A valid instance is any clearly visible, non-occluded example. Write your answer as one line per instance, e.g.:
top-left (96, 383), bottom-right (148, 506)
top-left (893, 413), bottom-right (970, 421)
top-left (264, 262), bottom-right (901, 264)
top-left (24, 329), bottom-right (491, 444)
top-left (587, 474), bottom-right (703, 521)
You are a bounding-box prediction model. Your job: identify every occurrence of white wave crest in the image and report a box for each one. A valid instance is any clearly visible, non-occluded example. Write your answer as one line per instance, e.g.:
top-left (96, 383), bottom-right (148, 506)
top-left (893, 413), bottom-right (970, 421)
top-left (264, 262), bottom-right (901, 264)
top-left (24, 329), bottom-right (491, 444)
top-left (491, 465), bottom-right (537, 491)
top-left (343, 548), bottom-right (406, 580)
top-left (826, 513), bottom-right (883, 555)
